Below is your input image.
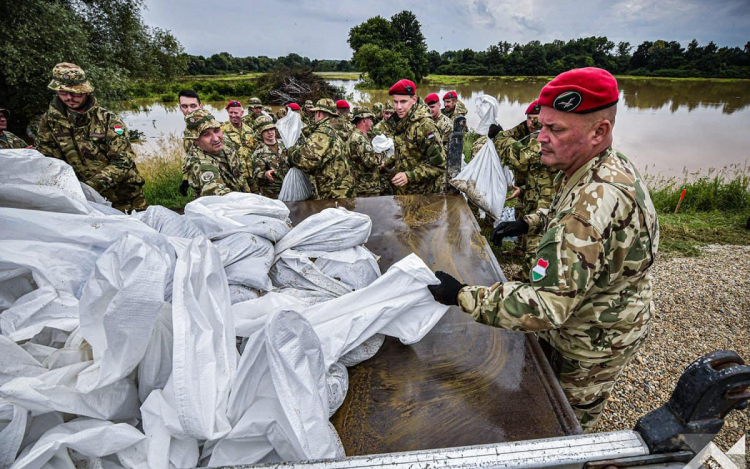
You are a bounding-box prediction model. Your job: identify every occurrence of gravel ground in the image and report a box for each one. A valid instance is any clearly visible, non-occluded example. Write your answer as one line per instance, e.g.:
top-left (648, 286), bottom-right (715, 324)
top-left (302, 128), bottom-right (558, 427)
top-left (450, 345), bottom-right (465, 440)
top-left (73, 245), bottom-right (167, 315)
top-left (500, 245), bottom-right (750, 452)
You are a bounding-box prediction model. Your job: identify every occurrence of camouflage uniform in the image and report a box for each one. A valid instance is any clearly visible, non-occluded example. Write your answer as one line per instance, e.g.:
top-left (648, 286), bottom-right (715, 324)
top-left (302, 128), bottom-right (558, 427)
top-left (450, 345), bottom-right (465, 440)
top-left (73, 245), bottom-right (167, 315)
top-left (252, 117), bottom-right (290, 198)
top-left (441, 99), bottom-right (468, 124)
top-left (242, 97), bottom-right (264, 130)
top-left (348, 128), bottom-right (380, 197)
top-left (183, 109), bottom-right (251, 197)
top-left (390, 99), bottom-right (445, 195)
top-left (371, 102), bottom-right (384, 126)
top-left (330, 115), bottom-right (355, 141)
top-left (221, 120), bottom-right (256, 154)
top-left (432, 112), bottom-right (453, 147)
top-left (288, 99), bottom-right (355, 199)
top-left (457, 147), bottom-right (659, 430)
top-left (35, 63), bottom-right (146, 212)
top-left (0, 131), bottom-right (26, 149)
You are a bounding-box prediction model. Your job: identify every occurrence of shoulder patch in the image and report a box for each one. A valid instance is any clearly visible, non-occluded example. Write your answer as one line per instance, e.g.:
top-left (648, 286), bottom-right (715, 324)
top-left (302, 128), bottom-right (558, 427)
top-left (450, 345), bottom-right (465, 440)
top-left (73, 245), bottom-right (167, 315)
top-left (365, 144), bottom-right (373, 152)
top-left (112, 125), bottom-right (124, 135)
top-left (200, 171), bottom-right (215, 183)
top-left (427, 132), bottom-right (435, 140)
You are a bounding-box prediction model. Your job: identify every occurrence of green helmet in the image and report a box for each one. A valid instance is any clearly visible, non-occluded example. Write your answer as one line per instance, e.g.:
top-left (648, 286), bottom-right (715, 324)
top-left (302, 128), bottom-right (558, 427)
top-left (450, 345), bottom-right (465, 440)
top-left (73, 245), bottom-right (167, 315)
top-left (247, 97), bottom-right (263, 109)
top-left (372, 102), bottom-right (384, 115)
top-left (184, 109), bottom-right (221, 139)
top-left (255, 115), bottom-right (276, 133)
top-left (383, 101), bottom-right (394, 112)
top-left (310, 98), bottom-right (338, 116)
top-left (48, 62), bottom-right (94, 94)
top-left (351, 105), bottom-right (375, 121)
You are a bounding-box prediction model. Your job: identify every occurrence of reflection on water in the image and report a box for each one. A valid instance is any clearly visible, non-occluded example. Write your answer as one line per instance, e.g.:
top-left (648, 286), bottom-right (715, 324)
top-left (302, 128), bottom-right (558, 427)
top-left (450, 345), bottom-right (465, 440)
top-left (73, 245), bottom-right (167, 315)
top-left (120, 77), bottom-right (750, 177)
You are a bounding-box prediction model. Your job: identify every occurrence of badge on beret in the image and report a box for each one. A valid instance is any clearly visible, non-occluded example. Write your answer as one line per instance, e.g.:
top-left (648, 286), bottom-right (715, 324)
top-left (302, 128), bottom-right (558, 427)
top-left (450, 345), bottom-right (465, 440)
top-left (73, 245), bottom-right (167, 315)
top-left (201, 171), bottom-right (215, 183)
top-left (112, 125), bottom-right (124, 135)
top-left (532, 258), bottom-right (549, 281)
top-left (553, 91), bottom-right (582, 112)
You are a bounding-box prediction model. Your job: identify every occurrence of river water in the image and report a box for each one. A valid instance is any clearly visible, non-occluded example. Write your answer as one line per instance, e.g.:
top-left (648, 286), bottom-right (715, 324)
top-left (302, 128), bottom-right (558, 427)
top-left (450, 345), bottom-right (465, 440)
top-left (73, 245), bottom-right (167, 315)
top-left (120, 77), bottom-right (750, 177)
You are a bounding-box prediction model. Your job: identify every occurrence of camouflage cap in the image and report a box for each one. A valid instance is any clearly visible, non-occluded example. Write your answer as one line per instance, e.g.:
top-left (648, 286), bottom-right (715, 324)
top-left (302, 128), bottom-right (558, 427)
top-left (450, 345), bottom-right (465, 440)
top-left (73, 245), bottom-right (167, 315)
top-left (184, 109), bottom-right (221, 139)
top-left (383, 101), bottom-right (395, 112)
top-left (351, 105), bottom-right (375, 121)
top-left (255, 115), bottom-right (276, 133)
top-left (48, 63), bottom-right (94, 94)
top-left (310, 98), bottom-right (338, 116)
top-left (304, 100), bottom-right (314, 108)
top-left (247, 97), bottom-right (263, 109)
top-left (372, 102), bottom-right (384, 114)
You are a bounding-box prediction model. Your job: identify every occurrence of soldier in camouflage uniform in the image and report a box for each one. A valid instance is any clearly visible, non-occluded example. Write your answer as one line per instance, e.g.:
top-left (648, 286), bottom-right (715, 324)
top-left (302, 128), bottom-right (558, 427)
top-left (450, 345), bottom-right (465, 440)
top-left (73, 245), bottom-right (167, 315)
top-left (371, 102), bottom-right (384, 126)
top-left (221, 100), bottom-right (256, 154)
top-left (424, 93), bottom-right (453, 147)
top-left (303, 100), bottom-right (314, 126)
top-left (429, 68), bottom-right (659, 432)
top-left (36, 63), bottom-right (147, 212)
top-left (251, 116), bottom-right (290, 198)
top-left (388, 79), bottom-right (445, 195)
top-left (176, 90), bottom-right (204, 196)
top-left (184, 109), bottom-right (251, 197)
top-left (0, 109), bottom-right (27, 149)
top-left (441, 90), bottom-right (468, 126)
top-left (242, 97), bottom-right (265, 130)
top-left (288, 98), bottom-right (355, 199)
top-left (371, 101), bottom-right (394, 138)
top-left (348, 106), bottom-right (381, 197)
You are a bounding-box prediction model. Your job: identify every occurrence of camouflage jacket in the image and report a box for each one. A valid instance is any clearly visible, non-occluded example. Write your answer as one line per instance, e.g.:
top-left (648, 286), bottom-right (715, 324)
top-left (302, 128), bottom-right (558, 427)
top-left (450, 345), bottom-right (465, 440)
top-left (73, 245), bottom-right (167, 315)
top-left (328, 116), bottom-right (355, 141)
top-left (441, 100), bottom-right (468, 120)
top-left (242, 112), bottom-right (262, 131)
top-left (500, 120), bottom-right (530, 142)
top-left (495, 133), bottom-right (558, 213)
top-left (35, 96), bottom-right (145, 206)
top-left (0, 131), bottom-right (26, 149)
top-left (458, 147), bottom-right (660, 362)
top-left (348, 128), bottom-right (381, 196)
top-left (371, 117), bottom-right (394, 138)
top-left (252, 140), bottom-right (290, 198)
top-left (390, 100), bottom-right (445, 195)
top-left (221, 120), bottom-right (256, 154)
top-left (288, 116), bottom-right (355, 199)
top-left (432, 113), bottom-right (453, 147)
top-left (185, 145), bottom-right (251, 198)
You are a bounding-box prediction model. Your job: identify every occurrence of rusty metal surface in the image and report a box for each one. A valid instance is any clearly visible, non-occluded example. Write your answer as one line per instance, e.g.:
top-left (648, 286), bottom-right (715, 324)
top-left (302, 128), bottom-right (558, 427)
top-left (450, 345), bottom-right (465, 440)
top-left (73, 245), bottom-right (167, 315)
top-left (285, 194), bottom-right (581, 455)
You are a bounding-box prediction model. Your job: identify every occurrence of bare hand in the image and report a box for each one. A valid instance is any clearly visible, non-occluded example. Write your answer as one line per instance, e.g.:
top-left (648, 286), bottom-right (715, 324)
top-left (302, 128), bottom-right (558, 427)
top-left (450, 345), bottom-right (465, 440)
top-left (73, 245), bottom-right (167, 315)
top-left (506, 185), bottom-right (521, 201)
top-left (391, 172), bottom-right (409, 187)
top-left (265, 169), bottom-right (276, 181)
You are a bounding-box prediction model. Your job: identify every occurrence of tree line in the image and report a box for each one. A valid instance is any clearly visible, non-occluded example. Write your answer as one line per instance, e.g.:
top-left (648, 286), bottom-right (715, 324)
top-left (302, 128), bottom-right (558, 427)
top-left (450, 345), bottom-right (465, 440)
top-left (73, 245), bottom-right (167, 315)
top-left (186, 53), bottom-right (355, 75)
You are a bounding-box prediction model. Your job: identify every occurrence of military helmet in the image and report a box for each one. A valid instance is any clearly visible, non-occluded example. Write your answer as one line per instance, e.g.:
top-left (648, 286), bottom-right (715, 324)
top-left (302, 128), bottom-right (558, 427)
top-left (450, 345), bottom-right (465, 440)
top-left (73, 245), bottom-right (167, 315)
top-left (247, 97), bottom-right (263, 109)
top-left (184, 109), bottom-right (221, 140)
top-left (304, 100), bottom-right (314, 108)
top-left (372, 102), bottom-right (384, 115)
top-left (255, 115), bottom-right (276, 133)
top-left (48, 63), bottom-right (94, 94)
top-left (310, 98), bottom-right (338, 116)
top-left (351, 105), bottom-right (375, 121)
top-left (383, 101), bottom-right (395, 112)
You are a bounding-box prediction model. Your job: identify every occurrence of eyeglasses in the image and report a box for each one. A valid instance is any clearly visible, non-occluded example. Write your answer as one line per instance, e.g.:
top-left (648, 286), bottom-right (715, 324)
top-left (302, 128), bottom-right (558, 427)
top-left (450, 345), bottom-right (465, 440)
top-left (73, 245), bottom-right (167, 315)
top-left (57, 91), bottom-right (85, 98)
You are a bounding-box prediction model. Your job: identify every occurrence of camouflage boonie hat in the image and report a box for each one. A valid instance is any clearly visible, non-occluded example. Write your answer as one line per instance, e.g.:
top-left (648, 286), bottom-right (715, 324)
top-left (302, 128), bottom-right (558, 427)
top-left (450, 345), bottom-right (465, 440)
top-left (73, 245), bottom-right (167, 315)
top-left (184, 109), bottom-right (221, 139)
top-left (351, 106), bottom-right (375, 121)
top-left (304, 100), bottom-right (314, 108)
top-left (247, 97), bottom-right (263, 109)
top-left (263, 106), bottom-right (273, 114)
top-left (383, 101), bottom-right (395, 112)
top-left (48, 63), bottom-right (94, 94)
top-left (372, 102), bottom-right (384, 115)
top-left (310, 98), bottom-right (338, 116)
top-left (255, 115), bottom-right (276, 133)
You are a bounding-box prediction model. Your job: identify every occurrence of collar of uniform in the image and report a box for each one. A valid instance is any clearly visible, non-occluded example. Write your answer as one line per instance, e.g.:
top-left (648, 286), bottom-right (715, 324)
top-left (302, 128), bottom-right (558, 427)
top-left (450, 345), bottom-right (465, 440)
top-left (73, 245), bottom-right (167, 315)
top-left (50, 95), bottom-right (97, 122)
top-left (556, 147), bottom-right (613, 204)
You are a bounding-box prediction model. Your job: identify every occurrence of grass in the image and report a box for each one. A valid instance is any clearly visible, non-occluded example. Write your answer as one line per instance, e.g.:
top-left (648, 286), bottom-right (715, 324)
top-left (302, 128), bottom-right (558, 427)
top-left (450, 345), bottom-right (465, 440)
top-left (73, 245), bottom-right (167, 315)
top-left (134, 134), bottom-right (193, 208)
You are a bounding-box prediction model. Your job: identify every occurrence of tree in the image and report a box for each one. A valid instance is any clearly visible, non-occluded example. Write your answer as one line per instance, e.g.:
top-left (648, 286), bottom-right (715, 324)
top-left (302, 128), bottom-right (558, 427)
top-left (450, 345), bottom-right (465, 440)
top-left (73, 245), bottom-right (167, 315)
top-left (389, 11), bottom-right (430, 81)
top-left (353, 44), bottom-right (414, 87)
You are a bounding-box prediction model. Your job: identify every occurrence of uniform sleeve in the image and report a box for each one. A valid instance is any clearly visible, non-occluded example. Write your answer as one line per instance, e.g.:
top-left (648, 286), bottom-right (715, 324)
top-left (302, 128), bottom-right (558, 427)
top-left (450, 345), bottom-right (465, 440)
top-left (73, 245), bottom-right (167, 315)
top-left (494, 136), bottom-right (534, 173)
top-left (288, 131), bottom-right (330, 172)
top-left (187, 153), bottom-right (231, 197)
top-left (34, 116), bottom-right (64, 160)
top-left (350, 134), bottom-right (380, 170)
top-left (251, 149), bottom-right (268, 180)
top-left (406, 121), bottom-right (445, 183)
top-left (457, 213), bottom-right (604, 332)
top-left (87, 116), bottom-right (138, 194)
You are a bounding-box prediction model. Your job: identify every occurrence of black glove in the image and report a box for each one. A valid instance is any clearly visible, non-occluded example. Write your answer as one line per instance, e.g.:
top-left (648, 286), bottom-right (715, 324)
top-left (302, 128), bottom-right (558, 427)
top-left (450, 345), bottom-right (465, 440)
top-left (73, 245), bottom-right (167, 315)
top-left (487, 124), bottom-right (503, 139)
top-left (428, 271), bottom-right (466, 306)
top-left (490, 219), bottom-right (529, 246)
top-left (178, 180), bottom-right (190, 196)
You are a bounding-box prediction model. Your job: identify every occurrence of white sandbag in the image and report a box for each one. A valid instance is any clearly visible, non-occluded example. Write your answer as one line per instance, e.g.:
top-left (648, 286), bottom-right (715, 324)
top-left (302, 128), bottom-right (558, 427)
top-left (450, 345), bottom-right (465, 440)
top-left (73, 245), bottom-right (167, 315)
top-left (42, 328), bottom-right (91, 371)
top-left (10, 419), bottom-right (145, 469)
top-left (76, 234), bottom-right (173, 393)
top-left (269, 250), bottom-right (353, 297)
top-left (137, 305), bottom-right (173, 403)
top-left (371, 135), bottom-right (394, 160)
top-left (231, 292), bottom-right (304, 338)
top-left (0, 402), bottom-right (27, 469)
top-left (228, 285), bottom-right (260, 305)
top-left (326, 362), bottom-right (348, 417)
top-left (140, 386), bottom-right (199, 469)
top-left (338, 334), bottom-right (385, 367)
top-left (312, 246), bottom-right (381, 291)
top-left (214, 232), bottom-right (274, 292)
top-left (0, 287), bottom-right (77, 344)
top-left (449, 139), bottom-right (509, 220)
top-left (274, 207), bottom-right (372, 256)
top-left (278, 168), bottom-right (314, 202)
top-left (474, 95), bottom-right (501, 136)
top-left (171, 237), bottom-right (236, 441)
top-left (0, 336), bottom-right (45, 386)
top-left (275, 288), bottom-right (336, 306)
top-left (132, 206), bottom-right (203, 239)
top-left (276, 109), bottom-right (302, 148)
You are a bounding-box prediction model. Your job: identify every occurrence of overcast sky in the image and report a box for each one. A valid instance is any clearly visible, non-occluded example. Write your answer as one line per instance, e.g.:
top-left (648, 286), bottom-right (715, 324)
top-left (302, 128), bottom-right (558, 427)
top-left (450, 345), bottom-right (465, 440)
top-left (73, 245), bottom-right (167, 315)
top-left (142, 0), bottom-right (750, 60)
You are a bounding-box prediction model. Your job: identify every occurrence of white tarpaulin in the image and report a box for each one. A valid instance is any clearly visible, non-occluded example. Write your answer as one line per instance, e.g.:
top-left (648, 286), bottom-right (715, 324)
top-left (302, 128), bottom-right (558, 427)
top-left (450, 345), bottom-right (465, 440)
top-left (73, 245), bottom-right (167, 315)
top-left (449, 139), bottom-right (510, 221)
top-left (474, 95), bottom-right (501, 136)
top-left (275, 109), bottom-right (303, 148)
top-left (274, 208), bottom-right (371, 256)
top-left (371, 135), bottom-right (394, 160)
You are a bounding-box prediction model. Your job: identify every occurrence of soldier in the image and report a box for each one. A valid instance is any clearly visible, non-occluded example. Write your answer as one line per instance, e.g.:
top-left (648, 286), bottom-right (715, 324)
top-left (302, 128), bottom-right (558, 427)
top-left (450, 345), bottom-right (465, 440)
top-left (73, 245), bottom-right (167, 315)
top-left (424, 93), bottom-right (452, 147)
top-left (371, 101), bottom-right (394, 137)
top-left (287, 98), bottom-right (355, 199)
top-left (36, 62), bottom-right (147, 212)
top-left (388, 79), bottom-right (445, 195)
top-left (177, 90), bottom-right (204, 196)
top-left (333, 100), bottom-right (355, 140)
top-left (371, 102), bottom-right (384, 125)
top-left (348, 106), bottom-right (380, 197)
top-left (0, 109), bottom-right (28, 149)
top-left (242, 97), bottom-right (265, 130)
top-left (428, 68), bottom-right (659, 432)
top-left (221, 100), bottom-right (256, 154)
top-left (441, 90), bottom-right (468, 124)
top-left (184, 109), bottom-right (251, 197)
top-left (303, 100), bottom-right (314, 125)
top-left (287, 102), bottom-right (302, 116)
top-left (252, 115), bottom-right (290, 198)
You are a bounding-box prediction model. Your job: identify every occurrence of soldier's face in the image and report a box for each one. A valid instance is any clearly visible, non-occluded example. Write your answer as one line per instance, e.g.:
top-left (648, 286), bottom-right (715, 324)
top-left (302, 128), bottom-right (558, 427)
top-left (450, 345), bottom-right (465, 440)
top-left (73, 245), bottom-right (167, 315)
top-left (392, 95), bottom-right (417, 119)
top-left (57, 91), bottom-right (89, 111)
top-left (526, 114), bottom-right (541, 132)
top-left (196, 127), bottom-right (224, 155)
top-left (252, 107), bottom-right (263, 116)
top-left (262, 129), bottom-right (276, 145)
top-left (179, 97), bottom-right (202, 116)
top-left (427, 102), bottom-right (441, 118)
top-left (227, 107), bottom-right (244, 126)
top-left (443, 98), bottom-right (456, 112)
top-left (383, 110), bottom-right (393, 120)
top-left (537, 107), bottom-right (595, 176)
top-left (0, 115), bottom-right (7, 131)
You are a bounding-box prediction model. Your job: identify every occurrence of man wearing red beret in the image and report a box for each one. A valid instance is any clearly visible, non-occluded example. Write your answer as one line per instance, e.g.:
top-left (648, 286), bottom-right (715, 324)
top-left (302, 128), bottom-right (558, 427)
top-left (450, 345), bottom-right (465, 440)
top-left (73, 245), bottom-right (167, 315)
top-left (387, 79), bottom-right (445, 194)
top-left (424, 93), bottom-right (452, 147)
top-left (441, 90), bottom-right (468, 125)
top-left (429, 68), bottom-right (659, 432)
top-left (331, 99), bottom-right (355, 140)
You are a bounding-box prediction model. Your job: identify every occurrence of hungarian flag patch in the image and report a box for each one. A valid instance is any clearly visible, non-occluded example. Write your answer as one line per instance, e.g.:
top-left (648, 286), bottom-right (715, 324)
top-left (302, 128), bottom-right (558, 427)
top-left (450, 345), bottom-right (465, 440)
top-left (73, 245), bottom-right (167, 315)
top-left (113, 125), bottom-right (124, 135)
top-left (532, 258), bottom-right (549, 282)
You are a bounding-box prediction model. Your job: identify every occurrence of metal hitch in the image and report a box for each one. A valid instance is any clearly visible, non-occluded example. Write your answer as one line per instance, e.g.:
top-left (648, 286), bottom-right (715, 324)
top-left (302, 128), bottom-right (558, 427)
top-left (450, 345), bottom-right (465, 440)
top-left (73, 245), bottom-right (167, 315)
top-left (445, 115), bottom-right (467, 191)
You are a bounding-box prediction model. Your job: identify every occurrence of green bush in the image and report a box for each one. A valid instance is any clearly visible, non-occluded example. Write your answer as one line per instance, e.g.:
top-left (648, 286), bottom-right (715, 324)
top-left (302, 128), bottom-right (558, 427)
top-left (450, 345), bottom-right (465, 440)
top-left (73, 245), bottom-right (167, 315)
top-left (159, 92), bottom-right (177, 103)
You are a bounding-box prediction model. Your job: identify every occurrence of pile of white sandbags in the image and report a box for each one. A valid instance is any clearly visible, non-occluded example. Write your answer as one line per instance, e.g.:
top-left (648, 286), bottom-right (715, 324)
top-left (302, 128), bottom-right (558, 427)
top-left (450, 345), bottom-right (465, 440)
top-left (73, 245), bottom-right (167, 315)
top-left (0, 150), bottom-right (449, 469)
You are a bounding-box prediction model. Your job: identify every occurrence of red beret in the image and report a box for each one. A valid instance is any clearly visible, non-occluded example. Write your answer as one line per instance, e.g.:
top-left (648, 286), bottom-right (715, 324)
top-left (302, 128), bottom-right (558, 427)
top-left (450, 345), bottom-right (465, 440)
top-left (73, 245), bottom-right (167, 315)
top-left (225, 100), bottom-right (242, 109)
top-left (335, 100), bottom-right (350, 109)
top-left (443, 91), bottom-right (457, 100)
top-left (538, 67), bottom-right (619, 114)
top-left (288, 103), bottom-right (301, 111)
top-left (525, 100), bottom-right (541, 115)
top-left (388, 79), bottom-right (417, 96)
top-left (424, 93), bottom-right (440, 105)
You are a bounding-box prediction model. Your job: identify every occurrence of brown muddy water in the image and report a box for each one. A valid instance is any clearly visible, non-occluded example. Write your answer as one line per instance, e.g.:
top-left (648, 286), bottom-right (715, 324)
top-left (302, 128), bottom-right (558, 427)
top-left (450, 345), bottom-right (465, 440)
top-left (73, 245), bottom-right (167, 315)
top-left (120, 77), bottom-right (750, 177)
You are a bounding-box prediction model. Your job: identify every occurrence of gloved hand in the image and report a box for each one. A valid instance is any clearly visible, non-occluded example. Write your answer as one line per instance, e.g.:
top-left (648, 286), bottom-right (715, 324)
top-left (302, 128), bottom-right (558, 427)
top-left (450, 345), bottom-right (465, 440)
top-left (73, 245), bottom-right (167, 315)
top-left (490, 219), bottom-right (529, 246)
top-left (428, 271), bottom-right (466, 306)
top-left (178, 180), bottom-right (190, 196)
top-left (488, 124), bottom-right (503, 139)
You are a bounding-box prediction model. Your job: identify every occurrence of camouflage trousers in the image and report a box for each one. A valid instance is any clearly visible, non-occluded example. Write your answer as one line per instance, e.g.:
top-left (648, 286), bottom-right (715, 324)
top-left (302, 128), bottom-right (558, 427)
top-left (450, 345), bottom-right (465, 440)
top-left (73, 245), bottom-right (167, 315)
top-left (538, 337), bottom-right (646, 432)
top-left (112, 193), bottom-right (148, 213)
